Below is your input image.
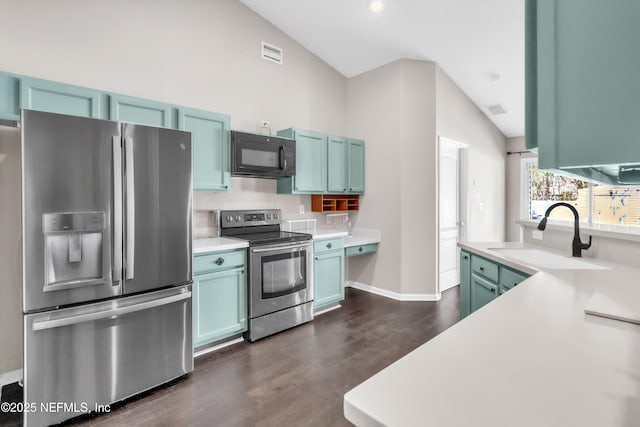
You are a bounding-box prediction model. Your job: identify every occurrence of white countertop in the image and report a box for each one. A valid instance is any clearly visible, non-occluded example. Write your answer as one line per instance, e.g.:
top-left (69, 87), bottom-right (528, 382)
top-left (192, 237), bottom-right (248, 254)
top-left (312, 229), bottom-right (349, 240)
top-left (312, 228), bottom-right (381, 248)
top-left (344, 241), bottom-right (640, 426)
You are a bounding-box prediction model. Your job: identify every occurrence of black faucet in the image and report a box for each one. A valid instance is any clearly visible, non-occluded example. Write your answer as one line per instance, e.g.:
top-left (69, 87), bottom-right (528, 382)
top-left (537, 202), bottom-right (592, 257)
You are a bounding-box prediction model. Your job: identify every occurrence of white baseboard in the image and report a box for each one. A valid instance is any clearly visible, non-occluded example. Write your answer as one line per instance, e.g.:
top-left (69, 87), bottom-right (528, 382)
top-left (0, 369), bottom-right (23, 388)
top-left (194, 337), bottom-right (244, 358)
top-left (346, 281), bottom-right (441, 301)
top-left (314, 304), bottom-right (341, 316)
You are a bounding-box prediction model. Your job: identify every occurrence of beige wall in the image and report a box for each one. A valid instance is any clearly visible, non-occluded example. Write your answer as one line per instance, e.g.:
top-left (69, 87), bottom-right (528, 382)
top-left (347, 61), bottom-right (505, 296)
top-left (435, 66), bottom-right (507, 243)
top-left (506, 137), bottom-right (537, 241)
top-left (0, 126), bottom-right (22, 376)
top-left (0, 0), bottom-right (349, 230)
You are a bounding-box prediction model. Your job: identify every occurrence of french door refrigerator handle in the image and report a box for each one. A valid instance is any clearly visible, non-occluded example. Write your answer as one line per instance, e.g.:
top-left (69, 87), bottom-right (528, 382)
top-left (125, 136), bottom-right (135, 280)
top-left (31, 291), bottom-right (192, 331)
top-left (112, 137), bottom-right (123, 284)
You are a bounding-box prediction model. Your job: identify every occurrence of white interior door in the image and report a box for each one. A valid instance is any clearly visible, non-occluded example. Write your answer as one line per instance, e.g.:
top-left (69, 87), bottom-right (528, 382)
top-left (438, 138), bottom-right (467, 293)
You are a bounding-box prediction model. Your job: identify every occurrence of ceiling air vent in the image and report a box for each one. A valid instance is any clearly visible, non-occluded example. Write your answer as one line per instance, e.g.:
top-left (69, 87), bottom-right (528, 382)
top-left (487, 104), bottom-right (507, 115)
top-left (262, 42), bottom-right (283, 65)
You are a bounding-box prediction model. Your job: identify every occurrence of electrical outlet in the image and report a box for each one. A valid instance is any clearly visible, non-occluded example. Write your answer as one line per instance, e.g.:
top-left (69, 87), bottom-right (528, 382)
top-left (299, 204), bottom-right (305, 214)
top-left (532, 230), bottom-right (543, 240)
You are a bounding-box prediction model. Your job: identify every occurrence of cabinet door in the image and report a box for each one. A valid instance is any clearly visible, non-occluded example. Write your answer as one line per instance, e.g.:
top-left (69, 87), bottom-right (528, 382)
top-left (109, 94), bottom-right (171, 127)
top-left (314, 250), bottom-right (345, 310)
top-left (470, 273), bottom-right (498, 312)
top-left (293, 130), bottom-right (327, 193)
top-left (20, 77), bottom-right (102, 119)
top-left (460, 251), bottom-right (471, 319)
top-left (499, 267), bottom-right (529, 294)
top-left (327, 136), bottom-right (347, 193)
top-left (178, 107), bottom-right (230, 192)
top-left (193, 267), bottom-right (246, 347)
top-left (526, 0), bottom-right (640, 181)
top-left (347, 139), bottom-right (365, 193)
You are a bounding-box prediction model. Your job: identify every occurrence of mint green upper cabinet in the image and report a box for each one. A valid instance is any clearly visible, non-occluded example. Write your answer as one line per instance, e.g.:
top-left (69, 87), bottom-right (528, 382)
top-left (277, 128), bottom-right (327, 194)
top-left (327, 136), bottom-right (348, 193)
top-left (20, 77), bottom-right (102, 119)
top-left (178, 107), bottom-right (230, 192)
top-left (347, 139), bottom-right (365, 193)
top-left (109, 94), bottom-right (171, 127)
top-left (313, 237), bottom-right (345, 310)
top-left (526, 0), bottom-right (640, 184)
top-left (0, 73), bottom-right (21, 120)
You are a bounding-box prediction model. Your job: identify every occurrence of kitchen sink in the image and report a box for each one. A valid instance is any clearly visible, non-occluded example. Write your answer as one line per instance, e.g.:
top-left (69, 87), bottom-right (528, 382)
top-left (488, 248), bottom-right (609, 270)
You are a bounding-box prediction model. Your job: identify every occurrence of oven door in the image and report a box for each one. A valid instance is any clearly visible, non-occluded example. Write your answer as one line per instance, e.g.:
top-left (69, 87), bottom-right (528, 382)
top-left (249, 241), bottom-right (313, 318)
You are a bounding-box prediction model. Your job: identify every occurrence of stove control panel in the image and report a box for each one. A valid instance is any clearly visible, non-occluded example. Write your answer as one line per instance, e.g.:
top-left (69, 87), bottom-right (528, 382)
top-left (220, 209), bottom-right (282, 228)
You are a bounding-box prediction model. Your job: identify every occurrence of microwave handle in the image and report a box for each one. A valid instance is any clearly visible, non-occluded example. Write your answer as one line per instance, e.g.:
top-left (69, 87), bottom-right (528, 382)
top-left (279, 146), bottom-right (286, 170)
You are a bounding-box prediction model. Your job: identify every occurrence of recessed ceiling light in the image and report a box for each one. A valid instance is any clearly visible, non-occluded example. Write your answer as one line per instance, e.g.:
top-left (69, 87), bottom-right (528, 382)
top-left (368, 0), bottom-right (385, 13)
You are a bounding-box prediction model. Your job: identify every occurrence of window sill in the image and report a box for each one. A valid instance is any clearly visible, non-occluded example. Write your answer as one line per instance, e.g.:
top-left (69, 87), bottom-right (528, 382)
top-left (516, 219), bottom-right (640, 243)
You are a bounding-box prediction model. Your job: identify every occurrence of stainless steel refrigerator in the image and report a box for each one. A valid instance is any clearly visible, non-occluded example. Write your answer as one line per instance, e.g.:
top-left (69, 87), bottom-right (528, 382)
top-left (10, 109), bottom-right (193, 427)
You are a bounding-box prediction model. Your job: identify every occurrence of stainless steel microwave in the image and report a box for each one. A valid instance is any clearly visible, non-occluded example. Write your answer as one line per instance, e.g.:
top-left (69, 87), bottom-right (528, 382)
top-left (231, 131), bottom-right (296, 178)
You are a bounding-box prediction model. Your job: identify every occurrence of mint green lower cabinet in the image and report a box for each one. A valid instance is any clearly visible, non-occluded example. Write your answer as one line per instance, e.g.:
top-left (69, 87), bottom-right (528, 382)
top-left (344, 243), bottom-right (378, 257)
top-left (109, 94), bottom-right (171, 127)
top-left (20, 77), bottom-right (102, 119)
top-left (461, 251), bottom-right (530, 317)
top-left (470, 273), bottom-right (498, 312)
top-left (499, 266), bottom-right (530, 295)
top-left (347, 139), bottom-right (365, 193)
top-left (460, 251), bottom-right (471, 318)
top-left (193, 267), bottom-right (246, 347)
top-left (314, 250), bottom-right (345, 310)
top-left (178, 107), bottom-right (230, 192)
top-left (193, 248), bottom-right (247, 348)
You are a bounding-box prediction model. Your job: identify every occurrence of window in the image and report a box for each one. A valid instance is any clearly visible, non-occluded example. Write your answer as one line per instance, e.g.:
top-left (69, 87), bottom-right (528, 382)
top-left (521, 158), bottom-right (640, 227)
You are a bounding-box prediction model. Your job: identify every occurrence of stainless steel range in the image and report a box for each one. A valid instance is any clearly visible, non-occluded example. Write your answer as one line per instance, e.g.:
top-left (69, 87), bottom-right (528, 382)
top-left (220, 209), bottom-right (313, 342)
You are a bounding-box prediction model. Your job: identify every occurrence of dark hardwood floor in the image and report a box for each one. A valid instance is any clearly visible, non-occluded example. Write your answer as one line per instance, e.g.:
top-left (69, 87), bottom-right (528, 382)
top-left (62, 287), bottom-right (459, 427)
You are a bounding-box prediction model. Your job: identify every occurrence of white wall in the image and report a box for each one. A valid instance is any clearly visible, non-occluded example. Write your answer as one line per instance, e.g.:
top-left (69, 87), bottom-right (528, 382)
top-left (505, 136), bottom-right (537, 241)
top-left (347, 61), bottom-right (505, 296)
top-left (0, 0), bottom-right (349, 231)
top-left (435, 66), bottom-right (507, 243)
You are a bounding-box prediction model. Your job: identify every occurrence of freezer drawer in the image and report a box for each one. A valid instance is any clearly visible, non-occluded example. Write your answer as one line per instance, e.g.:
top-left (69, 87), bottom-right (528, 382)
top-left (23, 285), bottom-right (193, 427)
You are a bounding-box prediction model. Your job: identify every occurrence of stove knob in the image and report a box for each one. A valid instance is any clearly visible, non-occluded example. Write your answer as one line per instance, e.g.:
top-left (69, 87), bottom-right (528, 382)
top-left (226, 216), bottom-right (233, 222)
top-left (266, 214), bottom-right (272, 220)
top-left (273, 213), bottom-right (278, 219)
top-left (235, 215), bottom-right (242, 222)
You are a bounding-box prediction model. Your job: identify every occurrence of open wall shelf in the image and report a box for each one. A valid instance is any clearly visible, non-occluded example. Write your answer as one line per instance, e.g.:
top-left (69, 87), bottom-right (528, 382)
top-left (311, 194), bottom-right (359, 212)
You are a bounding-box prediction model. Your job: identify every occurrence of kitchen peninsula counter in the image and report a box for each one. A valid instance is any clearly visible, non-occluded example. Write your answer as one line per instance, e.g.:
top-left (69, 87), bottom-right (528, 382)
top-left (344, 242), bottom-right (640, 426)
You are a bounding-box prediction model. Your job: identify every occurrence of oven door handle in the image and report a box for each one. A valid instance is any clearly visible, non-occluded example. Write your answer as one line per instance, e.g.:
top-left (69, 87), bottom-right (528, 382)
top-left (251, 242), bottom-right (311, 253)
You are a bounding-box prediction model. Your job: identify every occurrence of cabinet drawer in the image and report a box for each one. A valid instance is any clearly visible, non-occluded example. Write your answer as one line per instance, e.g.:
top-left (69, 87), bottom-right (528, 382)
top-left (499, 267), bottom-right (529, 291)
top-left (471, 255), bottom-right (499, 282)
top-left (345, 243), bottom-right (379, 257)
top-left (314, 237), bottom-right (345, 254)
top-left (194, 249), bottom-right (245, 275)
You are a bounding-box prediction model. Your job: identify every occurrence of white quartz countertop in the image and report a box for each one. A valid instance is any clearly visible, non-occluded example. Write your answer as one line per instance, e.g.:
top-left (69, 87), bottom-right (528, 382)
top-left (312, 228), bottom-right (381, 248)
top-left (312, 229), bottom-right (349, 240)
top-left (344, 241), bottom-right (640, 426)
top-left (192, 237), bottom-right (248, 254)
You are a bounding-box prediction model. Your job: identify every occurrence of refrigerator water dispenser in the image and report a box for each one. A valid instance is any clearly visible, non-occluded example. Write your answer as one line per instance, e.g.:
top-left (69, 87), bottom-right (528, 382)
top-left (43, 212), bottom-right (105, 291)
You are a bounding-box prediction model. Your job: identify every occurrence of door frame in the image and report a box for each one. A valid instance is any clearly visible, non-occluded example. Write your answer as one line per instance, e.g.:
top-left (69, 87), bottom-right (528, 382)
top-left (436, 136), bottom-right (469, 296)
